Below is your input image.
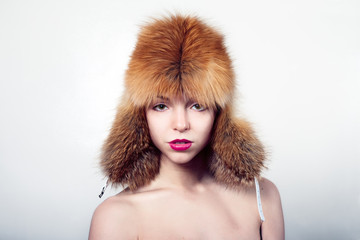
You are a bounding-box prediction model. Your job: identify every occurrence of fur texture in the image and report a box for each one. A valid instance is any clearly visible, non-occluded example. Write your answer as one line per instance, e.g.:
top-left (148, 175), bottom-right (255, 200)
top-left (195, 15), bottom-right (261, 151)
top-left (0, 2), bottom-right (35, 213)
top-left (101, 14), bottom-right (265, 190)
top-left (125, 14), bottom-right (234, 109)
top-left (101, 99), bottom-right (161, 190)
top-left (209, 106), bottom-right (265, 187)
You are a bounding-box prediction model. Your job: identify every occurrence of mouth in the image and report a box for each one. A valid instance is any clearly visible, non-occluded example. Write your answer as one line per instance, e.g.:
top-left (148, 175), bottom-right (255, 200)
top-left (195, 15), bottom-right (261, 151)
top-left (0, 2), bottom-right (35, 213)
top-left (169, 139), bottom-right (192, 151)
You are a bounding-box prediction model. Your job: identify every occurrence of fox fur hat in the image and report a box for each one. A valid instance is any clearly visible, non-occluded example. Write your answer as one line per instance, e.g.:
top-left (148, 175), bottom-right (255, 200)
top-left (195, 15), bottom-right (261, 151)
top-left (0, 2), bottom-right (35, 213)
top-left (101, 14), bottom-right (265, 190)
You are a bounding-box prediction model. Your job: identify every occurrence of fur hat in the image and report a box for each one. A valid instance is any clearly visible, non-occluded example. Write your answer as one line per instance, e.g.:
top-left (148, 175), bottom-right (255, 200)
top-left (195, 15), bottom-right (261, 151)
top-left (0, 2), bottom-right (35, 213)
top-left (101, 14), bottom-right (265, 191)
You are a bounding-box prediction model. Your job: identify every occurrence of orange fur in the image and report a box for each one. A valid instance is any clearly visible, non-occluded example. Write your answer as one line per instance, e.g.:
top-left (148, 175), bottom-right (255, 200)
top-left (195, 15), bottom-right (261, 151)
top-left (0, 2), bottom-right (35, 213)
top-left (125, 14), bottom-right (234, 109)
top-left (101, 14), bottom-right (265, 190)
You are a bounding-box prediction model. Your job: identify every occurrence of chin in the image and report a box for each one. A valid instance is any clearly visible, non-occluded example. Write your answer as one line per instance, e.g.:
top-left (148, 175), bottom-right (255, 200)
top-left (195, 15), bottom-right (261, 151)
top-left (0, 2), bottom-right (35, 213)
top-left (162, 152), bottom-right (198, 165)
top-left (173, 157), bottom-right (195, 165)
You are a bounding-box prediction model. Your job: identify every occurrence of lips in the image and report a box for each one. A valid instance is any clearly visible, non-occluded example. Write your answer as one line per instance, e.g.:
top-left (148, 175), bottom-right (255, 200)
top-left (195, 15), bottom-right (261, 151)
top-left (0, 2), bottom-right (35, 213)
top-left (169, 139), bottom-right (192, 151)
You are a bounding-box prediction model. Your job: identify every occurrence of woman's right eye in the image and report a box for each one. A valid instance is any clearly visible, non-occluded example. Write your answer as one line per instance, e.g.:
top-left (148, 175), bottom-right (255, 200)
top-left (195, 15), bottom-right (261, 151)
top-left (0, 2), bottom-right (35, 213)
top-left (153, 104), bottom-right (168, 111)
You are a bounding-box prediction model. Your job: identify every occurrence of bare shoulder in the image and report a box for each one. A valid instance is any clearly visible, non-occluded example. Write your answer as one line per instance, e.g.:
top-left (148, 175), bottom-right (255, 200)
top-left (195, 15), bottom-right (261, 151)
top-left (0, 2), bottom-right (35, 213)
top-left (258, 177), bottom-right (281, 202)
top-left (258, 177), bottom-right (285, 240)
top-left (89, 191), bottom-right (137, 240)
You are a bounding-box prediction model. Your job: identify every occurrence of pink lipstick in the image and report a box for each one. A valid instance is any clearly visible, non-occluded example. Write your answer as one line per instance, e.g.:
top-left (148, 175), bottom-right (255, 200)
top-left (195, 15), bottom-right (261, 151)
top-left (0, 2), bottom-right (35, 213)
top-left (169, 139), bottom-right (192, 151)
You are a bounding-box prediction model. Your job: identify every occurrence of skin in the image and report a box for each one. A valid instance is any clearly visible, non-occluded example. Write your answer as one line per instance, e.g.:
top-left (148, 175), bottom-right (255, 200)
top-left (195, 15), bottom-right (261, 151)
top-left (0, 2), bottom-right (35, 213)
top-left (89, 96), bottom-right (284, 240)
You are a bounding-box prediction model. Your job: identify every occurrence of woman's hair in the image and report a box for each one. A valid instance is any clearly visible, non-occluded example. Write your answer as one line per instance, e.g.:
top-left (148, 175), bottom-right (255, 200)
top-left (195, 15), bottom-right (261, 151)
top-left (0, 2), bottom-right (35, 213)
top-left (101, 14), bottom-right (265, 191)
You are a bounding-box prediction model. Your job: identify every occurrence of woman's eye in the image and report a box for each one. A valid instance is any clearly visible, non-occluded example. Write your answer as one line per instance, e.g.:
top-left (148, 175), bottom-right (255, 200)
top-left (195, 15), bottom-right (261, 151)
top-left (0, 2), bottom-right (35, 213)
top-left (153, 104), bottom-right (168, 111)
top-left (191, 103), bottom-right (205, 111)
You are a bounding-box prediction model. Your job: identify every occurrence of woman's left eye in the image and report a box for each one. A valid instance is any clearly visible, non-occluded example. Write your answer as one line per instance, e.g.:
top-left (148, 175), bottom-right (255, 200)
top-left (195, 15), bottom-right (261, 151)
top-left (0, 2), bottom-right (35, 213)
top-left (153, 104), bottom-right (168, 111)
top-left (191, 103), bottom-right (205, 111)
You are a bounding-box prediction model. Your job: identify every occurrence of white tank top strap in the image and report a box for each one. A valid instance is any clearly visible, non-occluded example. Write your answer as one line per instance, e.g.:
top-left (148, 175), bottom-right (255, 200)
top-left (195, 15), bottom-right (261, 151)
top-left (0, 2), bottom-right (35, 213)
top-left (254, 177), bottom-right (265, 222)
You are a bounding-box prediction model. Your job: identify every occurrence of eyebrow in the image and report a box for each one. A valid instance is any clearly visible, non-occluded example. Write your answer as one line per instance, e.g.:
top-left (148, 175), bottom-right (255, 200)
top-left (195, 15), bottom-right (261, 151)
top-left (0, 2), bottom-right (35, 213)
top-left (156, 96), bottom-right (170, 101)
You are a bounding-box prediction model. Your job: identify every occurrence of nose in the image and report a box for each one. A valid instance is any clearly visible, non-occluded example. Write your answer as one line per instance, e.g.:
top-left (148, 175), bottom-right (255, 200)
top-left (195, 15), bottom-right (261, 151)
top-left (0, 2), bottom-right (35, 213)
top-left (173, 107), bottom-right (190, 132)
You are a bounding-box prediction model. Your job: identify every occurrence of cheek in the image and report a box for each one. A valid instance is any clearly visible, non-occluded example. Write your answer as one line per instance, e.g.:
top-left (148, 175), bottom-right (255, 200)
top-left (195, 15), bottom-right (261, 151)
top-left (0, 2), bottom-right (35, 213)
top-left (147, 122), bottom-right (162, 149)
top-left (204, 120), bottom-right (215, 138)
top-left (146, 112), bottom-right (167, 146)
top-left (146, 112), bottom-right (156, 141)
top-left (194, 114), bottom-right (215, 139)
top-left (146, 111), bottom-right (158, 133)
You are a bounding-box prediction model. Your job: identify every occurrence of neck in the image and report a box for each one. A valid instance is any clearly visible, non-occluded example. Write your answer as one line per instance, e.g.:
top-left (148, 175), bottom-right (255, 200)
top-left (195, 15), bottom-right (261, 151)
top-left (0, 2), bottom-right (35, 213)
top-left (154, 152), bottom-right (211, 191)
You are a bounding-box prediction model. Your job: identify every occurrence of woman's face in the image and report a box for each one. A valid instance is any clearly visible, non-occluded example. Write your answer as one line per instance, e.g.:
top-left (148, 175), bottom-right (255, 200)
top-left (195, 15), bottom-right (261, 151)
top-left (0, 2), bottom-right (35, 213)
top-left (146, 96), bottom-right (215, 165)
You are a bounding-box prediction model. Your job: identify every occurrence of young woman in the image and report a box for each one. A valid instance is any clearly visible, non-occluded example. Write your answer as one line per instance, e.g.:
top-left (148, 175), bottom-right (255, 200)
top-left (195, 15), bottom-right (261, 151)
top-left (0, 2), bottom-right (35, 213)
top-left (89, 14), bottom-right (284, 240)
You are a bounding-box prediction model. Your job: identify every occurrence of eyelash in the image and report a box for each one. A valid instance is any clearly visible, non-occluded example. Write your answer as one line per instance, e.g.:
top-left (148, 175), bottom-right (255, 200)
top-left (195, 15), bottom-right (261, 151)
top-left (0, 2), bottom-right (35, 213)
top-left (152, 103), bottom-right (206, 112)
top-left (191, 103), bottom-right (206, 111)
top-left (153, 103), bottom-right (168, 111)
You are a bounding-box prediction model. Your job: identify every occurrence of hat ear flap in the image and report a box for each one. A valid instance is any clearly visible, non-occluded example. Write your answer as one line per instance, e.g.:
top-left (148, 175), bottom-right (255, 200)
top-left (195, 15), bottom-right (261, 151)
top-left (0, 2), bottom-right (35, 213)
top-left (100, 102), bottom-right (160, 190)
top-left (209, 107), bottom-right (266, 187)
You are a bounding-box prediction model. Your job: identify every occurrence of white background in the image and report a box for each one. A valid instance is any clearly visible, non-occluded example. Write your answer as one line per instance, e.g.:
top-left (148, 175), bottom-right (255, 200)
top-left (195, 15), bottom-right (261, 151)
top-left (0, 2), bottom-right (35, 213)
top-left (0, 0), bottom-right (359, 239)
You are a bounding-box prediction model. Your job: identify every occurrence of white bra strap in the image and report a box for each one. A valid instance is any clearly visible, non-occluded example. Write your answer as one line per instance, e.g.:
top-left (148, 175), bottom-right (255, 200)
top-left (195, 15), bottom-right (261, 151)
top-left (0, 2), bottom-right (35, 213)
top-left (255, 177), bottom-right (265, 222)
